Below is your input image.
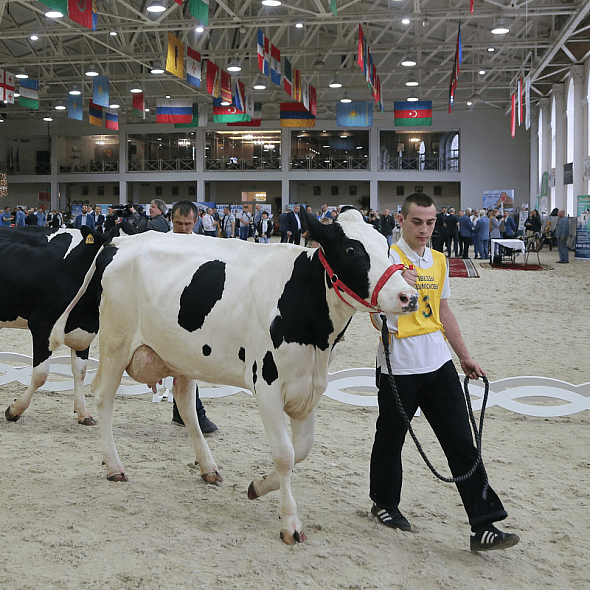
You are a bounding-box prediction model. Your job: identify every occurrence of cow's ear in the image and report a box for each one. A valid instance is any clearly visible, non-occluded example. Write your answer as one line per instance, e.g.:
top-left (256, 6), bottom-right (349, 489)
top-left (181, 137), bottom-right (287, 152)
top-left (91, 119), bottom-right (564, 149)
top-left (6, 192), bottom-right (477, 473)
top-left (81, 226), bottom-right (111, 246)
top-left (300, 209), bottom-right (329, 243)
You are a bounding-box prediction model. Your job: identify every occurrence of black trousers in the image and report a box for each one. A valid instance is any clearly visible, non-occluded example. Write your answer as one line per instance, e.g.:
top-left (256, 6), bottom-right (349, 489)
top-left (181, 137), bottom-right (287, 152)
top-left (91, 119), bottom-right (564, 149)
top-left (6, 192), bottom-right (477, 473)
top-left (461, 236), bottom-right (472, 259)
top-left (446, 232), bottom-right (459, 256)
top-left (370, 361), bottom-right (507, 528)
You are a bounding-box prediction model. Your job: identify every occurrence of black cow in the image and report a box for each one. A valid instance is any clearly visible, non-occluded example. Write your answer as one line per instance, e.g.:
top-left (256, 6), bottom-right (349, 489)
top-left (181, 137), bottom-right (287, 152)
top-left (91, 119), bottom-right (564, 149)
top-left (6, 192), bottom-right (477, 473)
top-left (0, 226), bottom-right (113, 424)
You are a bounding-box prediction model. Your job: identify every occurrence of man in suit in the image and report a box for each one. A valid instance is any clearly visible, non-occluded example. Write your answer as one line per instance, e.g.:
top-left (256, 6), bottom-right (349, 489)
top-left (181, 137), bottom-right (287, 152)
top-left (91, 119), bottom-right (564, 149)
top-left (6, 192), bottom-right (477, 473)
top-left (287, 204), bottom-right (302, 245)
top-left (445, 207), bottom-right (459, 257)
top-left (93, 205), bottom-right (105, 233)
top-left (74, 204), bottom-right (96, 230)
top-left (279, 208), bottom-right (290, 243)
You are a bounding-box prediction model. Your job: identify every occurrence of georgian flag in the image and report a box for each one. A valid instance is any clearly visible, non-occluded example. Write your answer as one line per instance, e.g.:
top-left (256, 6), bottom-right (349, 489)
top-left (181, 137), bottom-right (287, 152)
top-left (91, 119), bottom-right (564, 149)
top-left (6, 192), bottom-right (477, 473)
top-left (0, 69), bottom-right (15, 103)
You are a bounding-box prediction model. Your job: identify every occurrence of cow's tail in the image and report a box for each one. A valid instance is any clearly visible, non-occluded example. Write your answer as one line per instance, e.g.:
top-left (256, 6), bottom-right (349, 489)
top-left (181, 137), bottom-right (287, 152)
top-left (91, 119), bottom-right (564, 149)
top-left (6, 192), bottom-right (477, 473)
top-left (49, 244), bottom-right (106, 352)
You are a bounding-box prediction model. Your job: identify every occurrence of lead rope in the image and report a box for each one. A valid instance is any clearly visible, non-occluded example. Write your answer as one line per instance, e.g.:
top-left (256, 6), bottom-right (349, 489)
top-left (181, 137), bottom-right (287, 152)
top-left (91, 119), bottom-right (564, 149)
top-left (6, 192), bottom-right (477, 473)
top-left (380, 314), bottom-right (489, 498)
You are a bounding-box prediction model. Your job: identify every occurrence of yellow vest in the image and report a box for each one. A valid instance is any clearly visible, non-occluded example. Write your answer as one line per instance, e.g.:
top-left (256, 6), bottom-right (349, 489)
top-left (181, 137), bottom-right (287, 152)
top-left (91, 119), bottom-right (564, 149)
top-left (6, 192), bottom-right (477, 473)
top-left (393, 245), bottom-right (446, 339)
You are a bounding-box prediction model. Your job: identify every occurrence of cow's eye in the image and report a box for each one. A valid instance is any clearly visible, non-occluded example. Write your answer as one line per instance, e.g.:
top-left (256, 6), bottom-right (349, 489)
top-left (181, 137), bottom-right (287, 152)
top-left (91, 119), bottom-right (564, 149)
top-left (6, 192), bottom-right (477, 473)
top-left (345, 246), bottom-right (355, 256)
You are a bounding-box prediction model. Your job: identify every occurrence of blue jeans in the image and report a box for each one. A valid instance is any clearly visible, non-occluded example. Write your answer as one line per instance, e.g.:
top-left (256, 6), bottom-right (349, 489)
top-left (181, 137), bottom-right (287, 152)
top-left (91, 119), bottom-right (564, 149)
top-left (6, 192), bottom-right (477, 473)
top-left (259, 236), bottom-right (270, 243)
top-left (558, 238), bottom-right (569, 262)
top-left (239, 225), bottom-right (250, 240)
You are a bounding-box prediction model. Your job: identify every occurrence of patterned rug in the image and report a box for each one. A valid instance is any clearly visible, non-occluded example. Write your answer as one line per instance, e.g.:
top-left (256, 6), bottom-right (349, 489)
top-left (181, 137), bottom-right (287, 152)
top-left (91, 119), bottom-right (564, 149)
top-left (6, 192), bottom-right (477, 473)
top-left (447, 257), bottom-right (479, 278)
top-left (479, 262), bottom-right (554, 271)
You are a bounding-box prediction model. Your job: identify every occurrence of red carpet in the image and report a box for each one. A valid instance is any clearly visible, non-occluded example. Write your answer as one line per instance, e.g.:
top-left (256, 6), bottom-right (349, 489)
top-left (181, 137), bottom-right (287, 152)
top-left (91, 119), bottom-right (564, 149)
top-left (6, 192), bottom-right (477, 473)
top-left (447, 258), bottom-right (479, 278)
top-left (481, 262), bottom-right (551, 271)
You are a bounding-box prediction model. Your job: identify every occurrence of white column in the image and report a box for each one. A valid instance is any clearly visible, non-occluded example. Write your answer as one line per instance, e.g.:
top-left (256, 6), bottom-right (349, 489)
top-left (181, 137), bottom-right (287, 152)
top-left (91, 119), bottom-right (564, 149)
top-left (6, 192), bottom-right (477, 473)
top-left (529, 108), bottom-right (539, 208)
top-left (552, 84), bottom-right (566, 211)
top-left (50, 133), bottom-right (59, 211)
top-left (281, 127), bottom-right (291, 210)
top-left (570, 66), bottom-right (585, 214)
top-left (369, 127), bottom-right (380, 211)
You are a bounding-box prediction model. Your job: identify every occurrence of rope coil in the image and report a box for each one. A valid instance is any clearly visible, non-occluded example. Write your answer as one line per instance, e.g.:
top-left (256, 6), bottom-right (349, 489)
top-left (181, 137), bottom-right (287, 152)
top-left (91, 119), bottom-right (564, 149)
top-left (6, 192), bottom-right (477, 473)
top-left (380, 314), bottom-right (489, 498)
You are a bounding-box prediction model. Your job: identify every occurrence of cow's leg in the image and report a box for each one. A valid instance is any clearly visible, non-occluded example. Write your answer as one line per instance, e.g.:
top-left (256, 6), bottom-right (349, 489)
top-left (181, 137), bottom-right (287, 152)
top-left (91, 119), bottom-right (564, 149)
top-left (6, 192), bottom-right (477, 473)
top-left (71, 348), bottom-right (96, 425)
top-left (173, 377), bottom-right (222, 484)
top-left (250, 392), bottom-right (306, 544)
top-left (248, 410), bottom-right (316, 498)
top-left (92, 353), bottom-right (128, 481)
top-left (5, 357), bottom-right (51, 422)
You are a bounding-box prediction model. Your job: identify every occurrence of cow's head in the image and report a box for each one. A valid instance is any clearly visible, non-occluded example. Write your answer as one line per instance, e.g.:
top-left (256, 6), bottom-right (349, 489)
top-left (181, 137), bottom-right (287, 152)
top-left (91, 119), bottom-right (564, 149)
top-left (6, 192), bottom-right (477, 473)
top-left (301, 208), bottom-right (418, 315)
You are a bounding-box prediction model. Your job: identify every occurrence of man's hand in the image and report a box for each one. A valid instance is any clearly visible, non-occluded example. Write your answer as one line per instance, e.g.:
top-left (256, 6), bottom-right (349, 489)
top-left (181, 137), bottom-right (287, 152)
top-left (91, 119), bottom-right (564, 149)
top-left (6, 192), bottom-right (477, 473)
top-left (401, 268), bottom-right (418, 287)
top-left (459, 356), bottom-right (486, 380)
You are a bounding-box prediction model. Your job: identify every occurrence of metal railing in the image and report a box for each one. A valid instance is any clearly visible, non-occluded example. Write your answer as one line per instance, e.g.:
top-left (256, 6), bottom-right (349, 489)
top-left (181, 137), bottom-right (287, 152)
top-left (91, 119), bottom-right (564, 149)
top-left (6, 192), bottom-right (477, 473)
top-left (289, 156), bottom-right (369, 171)
top-left (380, 155), bottom-right (459, 172)
top-left (127, 158), bottom-right (196, 172)
top-left (205, 157), bottom-right (281, 171)
top-left (59, 160), bottom-right (119, 173)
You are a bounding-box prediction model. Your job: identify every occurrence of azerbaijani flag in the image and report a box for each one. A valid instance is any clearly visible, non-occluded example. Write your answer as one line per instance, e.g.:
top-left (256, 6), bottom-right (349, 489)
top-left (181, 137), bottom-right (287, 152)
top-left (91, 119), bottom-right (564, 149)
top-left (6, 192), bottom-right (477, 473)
top-left (212, 98), bottom-right (250, 123)
top-left (228, 102), bottom-right (262, 127)
top-left (156, 99), bottom-right (193, 124)
top-left (280, 102), bottom-right (315, 128)
top-left (394, 101), bottom-right (432, 126)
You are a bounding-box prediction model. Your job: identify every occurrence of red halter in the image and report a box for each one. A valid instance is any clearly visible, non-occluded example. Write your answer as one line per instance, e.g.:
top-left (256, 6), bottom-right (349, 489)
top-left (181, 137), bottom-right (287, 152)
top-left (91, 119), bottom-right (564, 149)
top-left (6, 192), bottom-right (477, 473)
top-left (317, 248), bottom-right (405, 312)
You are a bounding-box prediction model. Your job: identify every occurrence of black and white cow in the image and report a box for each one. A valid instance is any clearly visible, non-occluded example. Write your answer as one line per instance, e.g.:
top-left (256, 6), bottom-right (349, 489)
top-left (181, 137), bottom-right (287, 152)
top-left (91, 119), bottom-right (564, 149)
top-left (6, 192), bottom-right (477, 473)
top-left (50, 208), bottom-right (418, 543)
top-left (0, 226), bottom-right (113, 424)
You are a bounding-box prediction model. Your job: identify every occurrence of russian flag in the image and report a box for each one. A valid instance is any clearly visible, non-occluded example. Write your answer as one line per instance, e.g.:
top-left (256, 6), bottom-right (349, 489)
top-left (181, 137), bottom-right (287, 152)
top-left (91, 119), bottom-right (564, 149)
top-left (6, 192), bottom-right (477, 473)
top-left (156, 99), bottom-right (193, 124)
top-left (257, 29), bottom-right (269, 76)
top-left (104, 108), bottom-right (119, 130)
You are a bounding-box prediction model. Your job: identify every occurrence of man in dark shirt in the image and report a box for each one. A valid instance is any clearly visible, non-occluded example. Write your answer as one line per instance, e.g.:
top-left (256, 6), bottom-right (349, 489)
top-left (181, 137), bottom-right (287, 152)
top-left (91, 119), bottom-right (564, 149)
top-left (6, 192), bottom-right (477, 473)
top-left (380, 209), bottom-right (395, 246)
top-left (445, 207), bottom-right (459, 257)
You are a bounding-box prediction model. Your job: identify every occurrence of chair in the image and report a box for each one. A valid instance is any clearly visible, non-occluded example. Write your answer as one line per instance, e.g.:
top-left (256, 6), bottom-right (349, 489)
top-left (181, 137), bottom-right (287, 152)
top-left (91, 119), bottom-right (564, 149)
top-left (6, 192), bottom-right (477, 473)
top-left (524, 232), bottom-right (543, 265)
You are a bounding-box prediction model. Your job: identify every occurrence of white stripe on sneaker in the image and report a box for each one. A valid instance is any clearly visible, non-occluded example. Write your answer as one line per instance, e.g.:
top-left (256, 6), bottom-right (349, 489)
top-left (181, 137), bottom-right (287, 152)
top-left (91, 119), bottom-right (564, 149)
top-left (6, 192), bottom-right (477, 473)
top-left (482, 530), bottom-right (496, 544)
top-left (378, 509), bottom-right (392, 522)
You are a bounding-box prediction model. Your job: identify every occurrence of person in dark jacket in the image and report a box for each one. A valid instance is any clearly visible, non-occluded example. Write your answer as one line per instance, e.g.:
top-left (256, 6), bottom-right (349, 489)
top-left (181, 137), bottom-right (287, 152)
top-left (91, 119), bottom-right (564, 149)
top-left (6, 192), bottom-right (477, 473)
top-left (147, 199), bottom-right (169, 232)
top-left (279, 208), bottom-right (290, 243)
top-left (444, 208), bottom-right (459, 257)
top-left (380, 209), bottom-right (395, 246)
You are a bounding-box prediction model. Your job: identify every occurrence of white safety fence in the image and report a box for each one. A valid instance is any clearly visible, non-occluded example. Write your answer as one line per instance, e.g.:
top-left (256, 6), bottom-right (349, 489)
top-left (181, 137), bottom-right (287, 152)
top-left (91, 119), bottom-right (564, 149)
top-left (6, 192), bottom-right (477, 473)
top-left (1, 353), bottom-right (589, 418)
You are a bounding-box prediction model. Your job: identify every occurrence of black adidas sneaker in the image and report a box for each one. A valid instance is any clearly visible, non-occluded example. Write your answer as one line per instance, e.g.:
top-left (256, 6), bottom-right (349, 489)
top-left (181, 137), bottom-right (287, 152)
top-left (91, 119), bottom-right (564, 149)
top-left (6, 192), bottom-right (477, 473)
top-left (470, 525), bottom-right (520, 552)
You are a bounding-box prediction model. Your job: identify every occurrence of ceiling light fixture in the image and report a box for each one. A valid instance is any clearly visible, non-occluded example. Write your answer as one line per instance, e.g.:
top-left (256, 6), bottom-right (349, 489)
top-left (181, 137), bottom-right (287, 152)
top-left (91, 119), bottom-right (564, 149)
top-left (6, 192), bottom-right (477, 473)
top-left (261, 0), bottom-right (281, 6)
top-left (165, 94), bottom-right (171, 99)
top-left (30, 34), bottom-right (39, 41)
top-left (488, 47), bottom-right (495, 52)
top-left (110, 30), bottom-right (118, 36)
top-left (195, 25), bottom-right (205, 33)
top-left (491, 19), bottom-right (509, 35)
top-left (85, 64), bottom-right (99, 76)
top-left (312, 54), bottom-right (326, 68)
top-left (253, 78), bottom-right (267, 90)
top-left (466, 100), bottom-right (473, 106)
top-left (220, 100), bottom-right (231, 106)
top-left (406, 77), bottom-right (419, 87)
top-left (295, 22), bottom-right (303, 29)
top-left (329, 77), bottom-right (342, 88)
top-left (227, 59), bottom-right (242, 72)
top-left (43, 116), bottom-right (53, 121)
top-left (479, 69), bottom-right (486, 75)
top-left (402, 17), bottom-right (410, 25)
top-left (150, 62), bottom-right (164, 74)
top-left (407, 96), bottom-right (419, 102)
top-left (340, 92), bottom-right (352, 104)
top-left (15, 69), bottom-right (28, 79)
top-left (146, 0), bottom-right (166, 13)
top-left (69, 85), bottom-right (81, 96)
top-left (54, 103), bottom-right (66, 111)
top-left (109, 103), bottom-right (120, 109)
top-left (45, 9), bottom-right (64, 18)
top-left (401, 54), bottom-right (416, 67)
top-left (130, 82), bottom-right (143, 93)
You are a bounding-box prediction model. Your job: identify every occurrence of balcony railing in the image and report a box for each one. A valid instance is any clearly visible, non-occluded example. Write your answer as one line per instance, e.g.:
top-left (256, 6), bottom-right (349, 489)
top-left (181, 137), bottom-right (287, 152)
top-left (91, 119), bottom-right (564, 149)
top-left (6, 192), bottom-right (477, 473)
top-left (380, 155), bottom-right (459, 172)
top-left (127, 158), bottom-right (196, 172)
top-left (290, 156), bottom-right (369, 171)
top-left (59, 160), bottom-right (119, 173)
top-left (205, 157), bottom-right (281, 171)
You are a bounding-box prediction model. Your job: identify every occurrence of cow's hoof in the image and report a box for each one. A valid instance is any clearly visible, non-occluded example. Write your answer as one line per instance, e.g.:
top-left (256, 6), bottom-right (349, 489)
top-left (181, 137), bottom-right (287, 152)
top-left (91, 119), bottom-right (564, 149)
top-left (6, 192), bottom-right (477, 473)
top-left (107, 472), bottom-right (128, 482)
top-left (77, 416), bottom-right (97, 426)
top-left (280, 530), bottom-right (307, 545)
top-left (247, 481), bottom-right (260, 500)
top-left (5, 407), bottom-right (20, 422)
top-left (201, 471), bottom-right (223, 484)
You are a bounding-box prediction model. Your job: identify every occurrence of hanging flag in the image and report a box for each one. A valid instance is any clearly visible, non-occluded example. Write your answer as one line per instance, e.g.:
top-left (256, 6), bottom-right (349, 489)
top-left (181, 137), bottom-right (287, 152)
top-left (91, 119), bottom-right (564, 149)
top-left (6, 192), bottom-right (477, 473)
top-left (104, 108), bottom-right (119, 130)
top-left (257, 29), bottom-right (270, 76)
top-left (68, 0), bottom-right (97, 31)
top-left (206, 60), bottom-right (221, 98)
top-left (0, 70), bottom-right (15, 103)
top-left (89, 101), bottom-right (103, 126)
top-left (456, 24), bottom-right (462, 76)
top-left (336, 101), bottom-right (373, 127)
top-left (39, 0), bottom-right (67, 15)
top-left (518, 77), bottom-right (523, 125)
top-left (132, 92), bottom-right (145, 118)
top-left (525, 75), bottom-right (531, 131)
top-left (283, 57), bottom-right (293, 97)
top-left (175, 103), bottom-right (201, 128)
top-left (212, 97), bottom-right (250, 123)
top-left (309, 85), bottom-right (317, 117)
top-left (330, 0), bottom-right (337, 16)
top-left (186, 46), bottom-right (202, 87)
top-left (156, 99), bottom-right (193, 124)
top-left (293, 68), bottom-right (302, 102)
top-left (189, 0), bottom-right (209, 25)
top-left (280, 102), bottom-right (315, 128)
top-left (394, 101), bottom-right (432, 126)
top-left (244, 85), bottom-right (255, 118)
top-left (232, 79), bottom-right (246, 112)
top-left (470, 0), bottom-right (474, 13)
top-left (228, 102), bottom-right (262, 127)
top-left (166, 33), bottom-right (185, 79)
top-left (511, 92), bottom-right (516, 138)
top-left (68, 94), bottom-right (83, 120)
top-left (357, 25), bottom-right (365, 70)
top-left (301, 77), bottom-right (310, 110)
top-left (270, 44), bottom-right (281, 86)
top-left (220, 68), bottom-right (232, 103)
top-left (93, 75), bottom-right (109, 107)
top-left (18, 79), bottom-right (39, 109)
